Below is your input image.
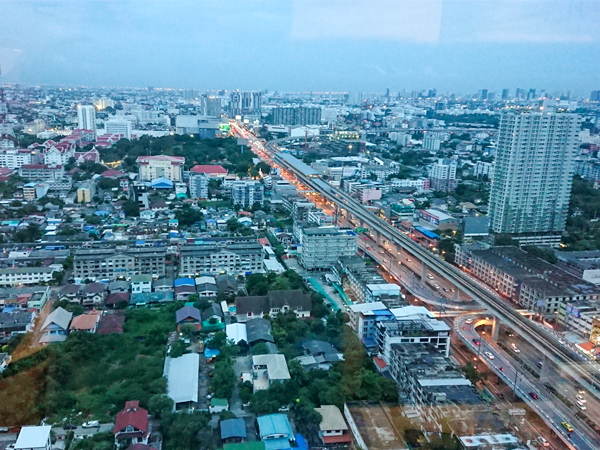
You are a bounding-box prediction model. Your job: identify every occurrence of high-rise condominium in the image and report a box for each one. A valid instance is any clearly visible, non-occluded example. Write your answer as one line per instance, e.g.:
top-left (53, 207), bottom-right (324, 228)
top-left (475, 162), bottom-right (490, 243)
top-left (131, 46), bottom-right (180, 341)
top-left (489, 110), bottom-right (580, 246)
top-left (77, 105), bottom-right (96, 131)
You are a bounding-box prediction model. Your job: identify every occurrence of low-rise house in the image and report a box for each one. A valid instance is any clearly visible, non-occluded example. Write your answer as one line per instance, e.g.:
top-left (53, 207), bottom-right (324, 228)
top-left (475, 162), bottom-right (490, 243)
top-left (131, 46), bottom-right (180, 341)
top-left (106, 292), bottom-right (131, 309)
top-left (131, 274), bottom-right (153, 294)
top-left (174, 284), bottom-right (196, 301)
top-left (216, 274), bottom-right (238, 297)
top-left (153, 277), bottom-right (173, 292)
top-left (113, 401), bottom-right (150, 448)
top-left (0, 310), bottom-right (36, 334)
top-left (252, 354), bottom-right (291, 391)
top-left (220, 418), bottom-right (247, 444)
top-left (58, 284), bottom-right (81, 303)
top-left (97, 311), bottom-right (125, 334)
top-left (109, 280), bottom-right (131, 294)
top-left (226, 323), bottom-right (248, 347)
top-left (246, 318), bottom-right (274, 346)
top-left (298, 340), bottom-right (344, 370)
top-left (40, 307), bottom-right (73, 343)
top-left (176, 305), bottom-right (202, 332)
top-left (164, 353), bottom-right (200, 411)
top-left (257, 414), bottom-right (295, 450)
top-left (196, 276), bottom-right (218, 297)
top-left (235, 290), bottom-right (311, 322)
top-left (69, 311), bottom-right (101, 333)
top-left (82, 282), bottom-right (108, 306)
top-left (209, 398), bottom-right (229, 414)
top-left (314, 405), bottom-right (352, 446)
top-left (202, 303), bottom-right (224, 324)
top-left (14, 425), bottom-right (52, 450)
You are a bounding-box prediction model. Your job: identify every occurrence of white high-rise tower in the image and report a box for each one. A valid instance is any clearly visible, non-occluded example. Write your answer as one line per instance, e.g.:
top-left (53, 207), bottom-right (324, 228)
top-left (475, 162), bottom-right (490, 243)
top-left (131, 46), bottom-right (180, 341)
top-left (77, 105), bottom-right (96, 131)
top-left (489, 110), bottom-right (581, 246)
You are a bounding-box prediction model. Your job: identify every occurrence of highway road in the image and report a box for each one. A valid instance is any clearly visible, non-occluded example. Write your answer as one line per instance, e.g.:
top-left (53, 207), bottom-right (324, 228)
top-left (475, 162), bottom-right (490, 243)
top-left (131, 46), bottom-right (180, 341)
top-left (455, 314), bottom-right (600, 450)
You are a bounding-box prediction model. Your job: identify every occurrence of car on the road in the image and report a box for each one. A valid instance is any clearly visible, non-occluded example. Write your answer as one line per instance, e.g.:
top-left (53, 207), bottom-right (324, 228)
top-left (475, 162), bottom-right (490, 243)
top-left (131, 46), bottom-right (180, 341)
top-left (366, 247), bottom-right (371, 250)
top-left (576, 401), bottom-right (587, 411)
top-left (497, 393), bottom-right (505, 400)
top-left (511, 344), bottom-right (520, 353)
top-left (64, 424), bottom-right (77, 430)
top-left (465, 318), bottom-right (474, 325)
top-left (561, 422), bottom-right (574, 433)
top-left (380, 251), bottom-right (385, 255)
top-left (0, 427), bottom-right (8, 433)
top-left (433, 284), bottom-right (440, 290)
top-left (537, 436), bottom-right (550, 447)
top-left (484, 352), bottom-right (495, 359)
top-left (559, 339), bottom-right (566, 345)
top-left (278, 406), bottom-right (290, 412)
top-left (81, 421), bottom-right (99, 428)
top-left (442, 287), bottom-right (449, 292)
top-left (406, 258), bottom-right (412, 262)
top-left (528, 391), bottom-right (539, 400)
top-left (472, 339), bottom-right (480, 345)
top-left (427, 274), bottom-right (434, 280)
top-left (576, 394), bottom-right (586, 403)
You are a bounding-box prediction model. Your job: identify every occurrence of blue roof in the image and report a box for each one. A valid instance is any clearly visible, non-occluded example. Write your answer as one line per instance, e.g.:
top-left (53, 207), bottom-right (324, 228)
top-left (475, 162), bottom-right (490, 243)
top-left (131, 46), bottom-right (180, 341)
top-left (257, 414), bottom-right (293, 440)
top-left (373, 309), bottom-right (394, 317)
top-left (174, 278), bottom-right (195, 287)
top-left (204, 348), bottom-right (220, 359)
top-left (221, 419), bottom-right (247, 440)
top-left (295, 435), bottom-right (308, 450)
top-left (151, 177), bottom-right (174, 188)
top-left (414, 226), bottom-right (441, 240)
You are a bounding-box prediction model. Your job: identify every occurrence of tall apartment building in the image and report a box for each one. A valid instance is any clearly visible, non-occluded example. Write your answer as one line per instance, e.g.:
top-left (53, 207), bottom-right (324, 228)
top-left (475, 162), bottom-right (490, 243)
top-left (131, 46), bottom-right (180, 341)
top-left (77, 180), bottom-right (96, 203)
top-left (474, 161), bottom-right (495, 180)
top-left (299, 227), bottom-right (358, 270)
top-left (189, 172), bottom-right (209, 199)
top-left (229, 91), bottom-right (262, 116)
top-left (105, 119), bottom-right (132, 139)
top-left (201, 95), bottom-right (222, 117)
top-left (179, 238), bottom-right (263, 277)
top-left (232, 180), bottom-right (264, 207)
top-left (19, 164), bottom-right (65, 181)
top-left (423, 136), bottom-right (441, 151)
top-left (428, 159), bottom-right (457, 192)
top-left (137, 155), bottom-right (185, 181)
top-left (77, 105), bottom-right (96, 131)
top-left (73, 246), bottom-right (167, 281)
top-left (489, 111), bottom-right (580, 246)
top-left (272, 107), bottom-right (322, 126)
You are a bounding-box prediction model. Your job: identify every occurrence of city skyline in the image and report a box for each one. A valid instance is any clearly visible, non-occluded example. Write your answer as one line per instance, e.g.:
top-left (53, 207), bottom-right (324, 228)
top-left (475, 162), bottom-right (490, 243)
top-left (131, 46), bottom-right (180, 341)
top-left (1, 0), bottom-right (599, 94)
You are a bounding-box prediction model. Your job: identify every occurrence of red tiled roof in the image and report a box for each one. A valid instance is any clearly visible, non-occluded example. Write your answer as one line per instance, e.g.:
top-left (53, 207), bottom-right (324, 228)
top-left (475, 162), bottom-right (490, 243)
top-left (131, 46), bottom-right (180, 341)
top-left (322, 434), bottom-right (352, 444)
top-left (190, 164), bottom-right (227, 174)
top-left (97, 312), bottom-right (125, 334)
top-left (373, 356), bottom-right (387, 370)
top-left (578, 341), bottom-right (595, 352)
top-left (114, 401), bottom-right (149, 435)
top-left (106, 292), bottom-right (130, 305)
top-left (102, 169), bottom-right (126, 178)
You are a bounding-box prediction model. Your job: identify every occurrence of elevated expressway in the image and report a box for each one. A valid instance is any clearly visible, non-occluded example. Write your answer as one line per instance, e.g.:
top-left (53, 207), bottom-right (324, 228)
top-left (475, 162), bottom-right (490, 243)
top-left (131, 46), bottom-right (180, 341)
top-left (256, 133), bottom-right (600, 410)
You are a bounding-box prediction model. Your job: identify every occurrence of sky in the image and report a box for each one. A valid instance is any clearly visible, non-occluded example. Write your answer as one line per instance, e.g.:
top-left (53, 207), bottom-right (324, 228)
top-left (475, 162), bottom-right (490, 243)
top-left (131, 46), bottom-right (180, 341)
top-left (1, 0), bottom-right (599, 95)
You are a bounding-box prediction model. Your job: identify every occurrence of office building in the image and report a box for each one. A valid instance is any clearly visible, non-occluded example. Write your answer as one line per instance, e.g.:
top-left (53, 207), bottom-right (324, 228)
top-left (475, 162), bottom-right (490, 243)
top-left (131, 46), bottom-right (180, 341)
top-left (229, 91), bottom-right (262, 116)
top-left (456, 243), bottom-right (600, 317)
top-left (556, 300), bottom-right (600, 341)
top-left (299, 227), bottom-right (358, 270)
top-left (77, 180), bottom-right (96, 203)
top-left (473, 161), bottom-right (495, 180)
top-left (175, 115), bottom-right (229, 138)
top-left (428, 159), bottom-right (457, 192)
top-left (489, 111), bottom-right (580, 246)
top-left (501, 89), bottom-right (510, 100)
top-left (77, 105), bottom-right (96, 131)
top-left (232, 180), bottom-right (264, 207)
top-left (179, 237), bottom-right (263, 277)
top-left (73, 246), bottom-right (167, 281)
top-left (105, 119), bottom-right (132, 139)
top-left (137, 155), bottom-right (185, 181)
top-left (376, 305), bottom-right (452, 361)
top-left (0, 148), bottom-right (32, 169)
top-left (555, 250), bottom-right (600, 285)
top-left (189, 172), bottom-right (209, 199)
top-left (272, 107), bottom-right (322, 126)
top-left (591, 91), bottom-right (600, 102)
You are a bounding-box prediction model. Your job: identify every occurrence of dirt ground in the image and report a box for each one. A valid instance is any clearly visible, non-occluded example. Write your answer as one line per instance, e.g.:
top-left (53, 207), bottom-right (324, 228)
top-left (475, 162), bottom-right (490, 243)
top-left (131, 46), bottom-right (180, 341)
top-left (349, 403), bottom-right (408, 450)
top-left (11, 292), bottom-right (54, 361)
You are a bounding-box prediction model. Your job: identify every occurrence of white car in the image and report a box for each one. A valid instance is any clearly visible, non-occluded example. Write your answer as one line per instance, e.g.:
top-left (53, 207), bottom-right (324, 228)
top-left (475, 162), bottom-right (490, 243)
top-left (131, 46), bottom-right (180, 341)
top-left (465, 318), bottom-right (474, 325)
top-left (577, 401), bottom-right (587, 411)
top-left (81, 421), bottom-right (99, 428)
top-left (484, 352), bottom-right (495, 360)
top-left (576, 395), bottom-right (586, 403)
top-left (427, 274), bottom-right (434, 280)
top-left (511, 344), bottom-right (520, 353)
top-left (537, 436), bottom-right (550, 447)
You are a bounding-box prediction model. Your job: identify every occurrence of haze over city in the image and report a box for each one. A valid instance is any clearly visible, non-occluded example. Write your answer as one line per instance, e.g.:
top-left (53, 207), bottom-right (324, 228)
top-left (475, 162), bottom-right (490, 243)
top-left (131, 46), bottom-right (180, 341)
top-left (1, 0), bottom-right (600, 93)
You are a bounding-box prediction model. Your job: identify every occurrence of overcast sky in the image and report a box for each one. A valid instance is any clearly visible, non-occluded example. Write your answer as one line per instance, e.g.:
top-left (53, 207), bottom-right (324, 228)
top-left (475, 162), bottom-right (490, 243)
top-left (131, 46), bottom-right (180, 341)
top-left (1, 0), bottom-right (599, 95)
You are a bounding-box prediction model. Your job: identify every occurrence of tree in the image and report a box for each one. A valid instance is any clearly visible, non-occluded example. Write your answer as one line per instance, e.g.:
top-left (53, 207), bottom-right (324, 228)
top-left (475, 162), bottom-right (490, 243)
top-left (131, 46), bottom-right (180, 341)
top-left (13, 223), bottom-right (42, 243)
top-left (161, 411), bottom-right (211, 450)
top-left (148, 394), bottom-right (174, 418)
top-left (461, 362), bottom-right (487, 385)
top-left (122, 200), bottom-right (140, 217)
top-left (246, 273), bottom-right (269, 296)
top-left (175, 205), bottom-right (203, 227)
top-left (251, 342), bottom-right (270, 355)
top-left (210, 360), bottom-right (236, 399)
top-left (227, 217), bottom-right (243, 233)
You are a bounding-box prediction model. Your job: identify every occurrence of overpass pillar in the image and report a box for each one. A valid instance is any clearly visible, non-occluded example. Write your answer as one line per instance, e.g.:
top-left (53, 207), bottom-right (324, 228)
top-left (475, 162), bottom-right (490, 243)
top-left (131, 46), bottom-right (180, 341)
top-left (421, 262), bottom-right (428, 280)
top-left (452, 287), bottom-right (459, 300)
top-left (491, 316), bottom-right (500, 341)
top-left (539, 356), bottom-right (556, 384)
top-left (376, 232), bottom-right (383, 247)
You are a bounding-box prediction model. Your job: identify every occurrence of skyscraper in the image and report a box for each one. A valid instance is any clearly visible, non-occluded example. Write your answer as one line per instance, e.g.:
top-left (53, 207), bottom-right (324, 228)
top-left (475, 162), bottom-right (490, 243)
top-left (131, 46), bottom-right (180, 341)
top-left (489, 111), bottom-right (581, 246)
top-left (501, 89), bottom-right (510, 100)
top-left (77, 105), bottom-right (96, 131)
